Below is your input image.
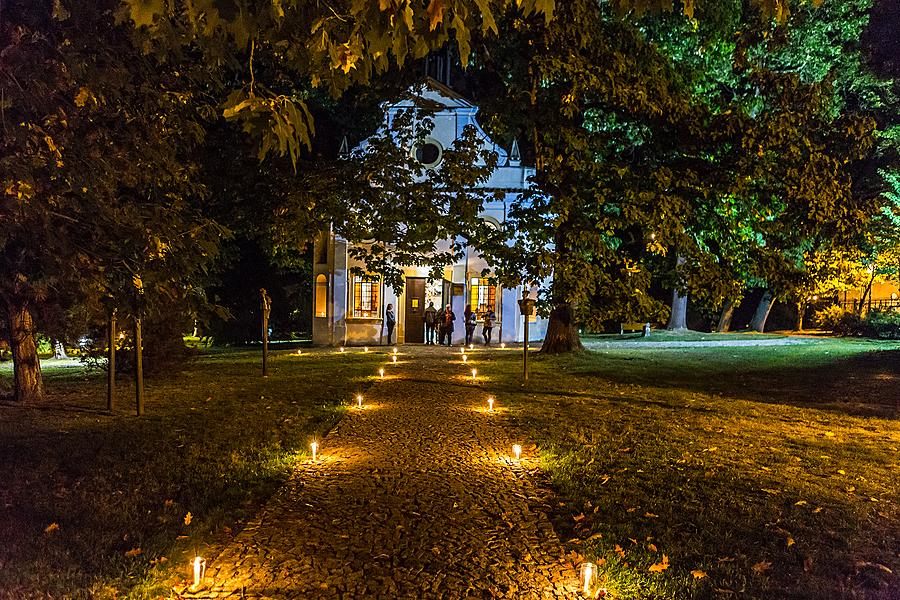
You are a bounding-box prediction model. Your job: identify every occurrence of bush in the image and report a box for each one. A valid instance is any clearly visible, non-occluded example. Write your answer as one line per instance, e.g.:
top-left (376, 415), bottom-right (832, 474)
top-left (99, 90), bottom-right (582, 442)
top-left (817, 306), bottom-right (900, 339)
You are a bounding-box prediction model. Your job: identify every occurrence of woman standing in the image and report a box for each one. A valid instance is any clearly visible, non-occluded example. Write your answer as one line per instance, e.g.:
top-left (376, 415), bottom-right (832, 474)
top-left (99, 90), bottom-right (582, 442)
top-left (464, 305), bottom-right (477, 346)
top-left (482, 305), bottom-right (496, 345)
top-left (385, 303), bottom-right (396, 345)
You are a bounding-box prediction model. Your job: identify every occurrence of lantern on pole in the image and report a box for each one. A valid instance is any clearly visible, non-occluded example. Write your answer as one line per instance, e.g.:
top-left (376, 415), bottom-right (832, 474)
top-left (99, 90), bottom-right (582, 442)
top-left (517, 290), bottom-right (536, 383)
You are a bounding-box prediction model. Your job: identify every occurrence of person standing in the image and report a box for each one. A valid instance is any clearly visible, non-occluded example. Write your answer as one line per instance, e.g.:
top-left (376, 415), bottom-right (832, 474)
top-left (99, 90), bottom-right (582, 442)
top-left (385, 303), bottom-right (396, 345)
top-left (442, 304), bottom-right (456, 346)
top-left (482, 304), bottom-right (496, 345)
top-left (464, 305), bottom-right (477, 346)
top-left (436, 305), bottom-right (446, 345)
top-left (424, 301), bottom-right (437, 345)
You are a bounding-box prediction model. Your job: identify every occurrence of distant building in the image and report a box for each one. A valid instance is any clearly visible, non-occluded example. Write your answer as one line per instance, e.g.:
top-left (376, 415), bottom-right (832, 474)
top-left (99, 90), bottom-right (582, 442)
top-left (312, 79), bottom-right (548, 346)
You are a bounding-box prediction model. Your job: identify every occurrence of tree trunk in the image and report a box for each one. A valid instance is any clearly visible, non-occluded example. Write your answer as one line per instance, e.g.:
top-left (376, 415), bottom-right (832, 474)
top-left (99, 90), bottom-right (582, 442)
top-left (750, 290), bottom-right (775, 333)
top-left (667, 289), bottom-right (689, 331)
top-left (6, 303), bottom-right (44, 404)
top-left (795, 301), bottom-right (805, 332)
top-left (134, 317), bottom-right (144, 416)
top-left (107, 311), bottom-right (116, 412)
top-left (716, 299), bottom-right (736, 333)
top-left (540, 303), bottom-right (583, 354)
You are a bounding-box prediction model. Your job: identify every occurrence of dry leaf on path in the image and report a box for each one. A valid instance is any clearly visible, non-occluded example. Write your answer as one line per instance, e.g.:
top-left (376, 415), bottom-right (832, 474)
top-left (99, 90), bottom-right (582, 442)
top-left (124, 547), bottom-right (142, 557)
top-left (649, 554), bottom-right (670, 573)
top-left (691, 569), bottom-right (707, 579)
top-left (44, 523), bottom-right (59, 534)
top-left (184, 512), bottom-right (192, 526)
top-left (752, 561), bottom-right (772, 574)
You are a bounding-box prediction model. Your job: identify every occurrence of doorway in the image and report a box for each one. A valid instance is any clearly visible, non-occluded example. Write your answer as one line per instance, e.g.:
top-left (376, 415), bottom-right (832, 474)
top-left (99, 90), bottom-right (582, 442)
top-left (405, 277), bottom-right (427, 343)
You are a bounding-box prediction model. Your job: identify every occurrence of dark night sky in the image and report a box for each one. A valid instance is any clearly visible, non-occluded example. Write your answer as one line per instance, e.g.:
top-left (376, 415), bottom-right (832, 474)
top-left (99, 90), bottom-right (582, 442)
top-left (865, 0), bottom-right (900, 77)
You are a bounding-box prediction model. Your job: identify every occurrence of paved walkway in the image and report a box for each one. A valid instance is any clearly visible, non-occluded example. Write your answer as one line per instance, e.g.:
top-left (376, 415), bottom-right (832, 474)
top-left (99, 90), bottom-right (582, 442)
top-left (190, 348), bottom-right (579, 599)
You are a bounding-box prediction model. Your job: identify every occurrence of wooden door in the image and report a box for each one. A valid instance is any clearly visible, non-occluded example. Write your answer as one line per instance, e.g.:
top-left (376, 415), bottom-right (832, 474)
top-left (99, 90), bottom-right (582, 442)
top-left (405, 278), bottom-right (426, 343)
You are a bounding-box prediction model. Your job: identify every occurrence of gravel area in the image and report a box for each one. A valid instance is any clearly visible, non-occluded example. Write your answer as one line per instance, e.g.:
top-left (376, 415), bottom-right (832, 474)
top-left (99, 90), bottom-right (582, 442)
top-left (183, 348), bottom-right (579, 599)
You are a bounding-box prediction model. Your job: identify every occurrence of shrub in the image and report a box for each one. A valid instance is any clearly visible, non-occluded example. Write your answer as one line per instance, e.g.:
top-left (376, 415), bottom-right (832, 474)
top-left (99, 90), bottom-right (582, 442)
top-left (863, 309), bottom-right (900, 339)
top-left (814, 305), bottom-right (853, 331)
top-left (818, 306), bottom-right (900, 339)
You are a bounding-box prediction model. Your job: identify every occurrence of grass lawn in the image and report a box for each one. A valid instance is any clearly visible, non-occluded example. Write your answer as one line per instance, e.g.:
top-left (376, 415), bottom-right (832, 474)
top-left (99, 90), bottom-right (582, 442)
top-left (480, 338), bottom-right (900, 599)
top-left (582, 330), bottom-right (793, 343)
top-left (0, 348), bottom-right (380, 598)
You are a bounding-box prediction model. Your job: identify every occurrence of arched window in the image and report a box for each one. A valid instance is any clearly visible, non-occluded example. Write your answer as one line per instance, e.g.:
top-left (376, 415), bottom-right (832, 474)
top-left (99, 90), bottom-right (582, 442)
top-left (315, 274), bottom-right (328, 318)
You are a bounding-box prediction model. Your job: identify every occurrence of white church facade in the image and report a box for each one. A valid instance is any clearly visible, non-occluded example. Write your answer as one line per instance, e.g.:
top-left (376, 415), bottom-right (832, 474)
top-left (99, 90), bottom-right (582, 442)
top-left (312, 79), bottom-right (548, 346)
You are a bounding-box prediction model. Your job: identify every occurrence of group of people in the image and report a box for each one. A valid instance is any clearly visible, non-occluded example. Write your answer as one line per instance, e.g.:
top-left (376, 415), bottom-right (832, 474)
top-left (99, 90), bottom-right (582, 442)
top-left (423, 302), bottom-right (496, 346)
top-left (382, 301), bottom-right (497, 346)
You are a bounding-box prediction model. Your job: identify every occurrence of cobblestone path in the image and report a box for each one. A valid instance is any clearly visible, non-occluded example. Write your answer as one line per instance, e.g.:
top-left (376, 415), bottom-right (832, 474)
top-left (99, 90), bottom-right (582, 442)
top-left (194, 348), bottom-right (579, 599)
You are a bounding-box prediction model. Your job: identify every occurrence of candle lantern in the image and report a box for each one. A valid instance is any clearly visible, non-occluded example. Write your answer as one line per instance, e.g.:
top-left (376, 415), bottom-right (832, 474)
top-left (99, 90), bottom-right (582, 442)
top-left (579, 562), bottom-right (598, 595)
top-left (192, 556), bottom-right (206, 589)
top-left (379, 368), bottom-right (385, 379)
top-left (364, 346), bottom-right (369, 353)
top-left (471, 368), bottom-right (477, 382)
top-left (487, 397), bottom-right (494, 412)
top-left (462, 354), bottom-right (468, 363)
top-left (469, 343), bottom-right (474, 350)
top-left (393, 347), bottom-right (398, 355)
top-left (296, 349), bottom-right (302, 355)
top-left (500, 342), bottom-right (506, 349)
top-left (356, 394), bottom-right (363, 408)
top-left (392, 355), bottom-right (397, 363)
top-left (310, 441), bottom-right (318, 461)
top-left (512, 444), bottom-right (522, 460)
top-left (460, 347), bottom-right (465, 355)
top-left (339, 346), bottom-right (345, 353)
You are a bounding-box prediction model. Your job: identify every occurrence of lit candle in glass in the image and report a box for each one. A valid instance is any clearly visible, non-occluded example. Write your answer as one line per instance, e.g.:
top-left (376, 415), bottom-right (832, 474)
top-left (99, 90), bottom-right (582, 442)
top-left (393, 347), bottom-right (398, 355)
top-left (512, 444), bottom-right (522, 460)
top-left (487, 397), bottom-right (494, 412)
top-left (392, 355), bottom-right (397, 363)
top-left (500, 342), bottom-right (506, 349)
top-left (296, 349), bottom-right (302, 355)
top-left (579, 562), bottom-right (597, 595)
top-left (357, 394), bottom-right (363, 408)
top-left (471, 368), bottom-right (477, 382)
top-left (310, 441), bottom-right (318, 462)
top-left (364, 346), bottom-right (369, 353)
top-left (462, 354), bottom-right (468, 363)
top-left (192, 556), bottom-right (206, 589)
top-left (460, 347), bottom-right (465, 354)
top-left (379, 368), bottom-right (385, 379)
top-left (469, 343), bottom-right (474, 350)
top-left (339, 346), bottom-right (345, 353)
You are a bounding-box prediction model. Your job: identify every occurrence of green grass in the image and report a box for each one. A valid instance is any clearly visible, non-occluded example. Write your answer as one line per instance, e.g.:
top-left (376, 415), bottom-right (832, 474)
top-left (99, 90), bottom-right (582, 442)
top-left (0, 348), bottom-right (381, 598)
top-left (480, 338), bottom-right (900, 599)
top-left (583, 330), bottom-right (792, 343)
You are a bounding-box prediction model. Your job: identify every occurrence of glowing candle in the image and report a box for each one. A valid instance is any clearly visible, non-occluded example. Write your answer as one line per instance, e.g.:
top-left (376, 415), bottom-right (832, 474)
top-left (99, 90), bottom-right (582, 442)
top-left (296, 349), bottom-right (302, 355)
top-left (310, 441), bottom-right (318, 462)
top-left (462, 354), bottom-right (468, 363)
top-left (379, 368), bottom-right (385, 379)
top-left (192, 556), bottom-right (206, 588)
top-left (469, 343), bottom-right (474, 350)
top-left (393, 347), bottom-right (398, 355)
top-left (460, 347), bottom-right (465, 354)
top-left (487, 397), bottom-right (494, 412)
top-left (579, 562), bottom-right (596, 595)
top-left (357, 394), bottom-right (363, 408)
top-left (339, 346), bottom-right (345, 353)
top-left (471, 368), bottom-right (477, 382)
top-left (392, 355), bottom-right (397, 363)
top-left (364, 346), bottom-right (369, 353)
top-left (500, 342), bottom-right (506, 349)
top-left (512, 444), bottom-right (522, 460)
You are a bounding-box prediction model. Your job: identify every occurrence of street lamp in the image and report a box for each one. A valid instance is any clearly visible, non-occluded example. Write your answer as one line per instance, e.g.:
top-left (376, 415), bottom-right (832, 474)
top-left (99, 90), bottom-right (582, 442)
top-left (518, 290), bottom-right (536, 383)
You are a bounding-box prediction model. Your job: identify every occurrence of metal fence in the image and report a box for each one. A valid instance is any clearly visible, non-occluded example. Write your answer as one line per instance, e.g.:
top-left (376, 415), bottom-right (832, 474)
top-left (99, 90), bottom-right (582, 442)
top-left (839, 298), bottom-right (900, 313)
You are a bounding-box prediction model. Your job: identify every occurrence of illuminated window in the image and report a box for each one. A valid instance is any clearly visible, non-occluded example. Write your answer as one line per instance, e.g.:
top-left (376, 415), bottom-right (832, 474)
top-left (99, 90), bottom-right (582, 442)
top-left (353, 276), bottom-right (380, 318)
top-left (469, 278), bottom-right (496, 318)
top-left (315, 274), bottom-right (327, 318)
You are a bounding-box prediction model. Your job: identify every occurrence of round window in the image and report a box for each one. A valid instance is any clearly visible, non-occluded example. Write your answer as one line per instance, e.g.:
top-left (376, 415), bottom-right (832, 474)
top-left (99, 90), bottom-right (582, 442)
top-left (415, 141), bottom-right (442, 167)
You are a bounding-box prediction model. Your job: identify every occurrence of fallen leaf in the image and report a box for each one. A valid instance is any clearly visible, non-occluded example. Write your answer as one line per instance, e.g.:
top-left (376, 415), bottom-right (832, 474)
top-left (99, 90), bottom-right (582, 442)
top-left (615, 544), bottom-right (626, 558)
top-left (787, 537), bottom-right (795, 547)
top-left (794, 500), bottom-right (807, 506)
top-left (164, 499), bottom-right (174, 508)
top-left (752, 561), bottom-right (772, 574)
top-left (124, 547), bottom-right (142, 557)
top-left (837, 469), bottom-right (846, 475)
top-left (824, 431), bottom-right (835, 437)
top-left (44, 523), bottom-right (59, 534)
top-left (648, 543), bottom-right (658, 552)
top-left (184, 512), bottom-right (192, 526)
top-left (691, 569), bottom-right (707, 579)
top-left (644, 512), bottom-right (659, 518)
top-left (573, 513), bottom-right (586, 522)
top-left (649, 554), bottom-right (670, 573)
top-left (812, 507), bottom-right (822, 513)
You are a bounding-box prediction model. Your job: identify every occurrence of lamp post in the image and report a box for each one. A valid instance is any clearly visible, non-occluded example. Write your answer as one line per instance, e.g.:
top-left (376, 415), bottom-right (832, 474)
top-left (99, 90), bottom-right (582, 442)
top-left (517, 290), bottom-right (536, 384)
top-left (260, 288), bottom-right (271, 377)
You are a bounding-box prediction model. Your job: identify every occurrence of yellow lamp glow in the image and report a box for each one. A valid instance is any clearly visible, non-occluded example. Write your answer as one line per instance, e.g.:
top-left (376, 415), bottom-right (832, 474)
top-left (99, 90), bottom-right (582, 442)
top-left (469, 343), bottom-right (474, 350)
top-left (393, 347), bottom-right (398, 355)
top-left (487, 397), bottom-right (494, 412)
top-left (192, 556), bottom-right (206, 589)
top-left (339, 346), bottom-right (345, 353)
top-left (462, 354), bottom-right (468, 363)
top-left (500, 342), bottom-right (506, 349)
top-left (357, 394), bottom-right (363, 408)
top-left (379, 368), bottom-right (385, 379)
top-left (392, 355), bottom-right (397, 363)
top-left (471, 368), bottom-right (477, 382)
top-left (296, 349), bottom-right (302, 355)
top-left (364, 346), bottom-right (369, 353)
top-left (310, 441), bottom-right (318, 462)
top-left (579, 562), bottom-right (597, 595)
top-left (512, 444), bottom-right (522, 460)
top-left (460, 347), bottom-right (465, 354)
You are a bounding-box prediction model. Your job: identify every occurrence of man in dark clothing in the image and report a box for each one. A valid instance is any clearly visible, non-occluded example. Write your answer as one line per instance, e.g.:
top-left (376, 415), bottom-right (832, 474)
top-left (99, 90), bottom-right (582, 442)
top-left (424, 301), bottom-right (437, 345)
top-left (385, 303), bottom-right (396, 345)
top-left (442, 304), bottom-right (455, 346)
